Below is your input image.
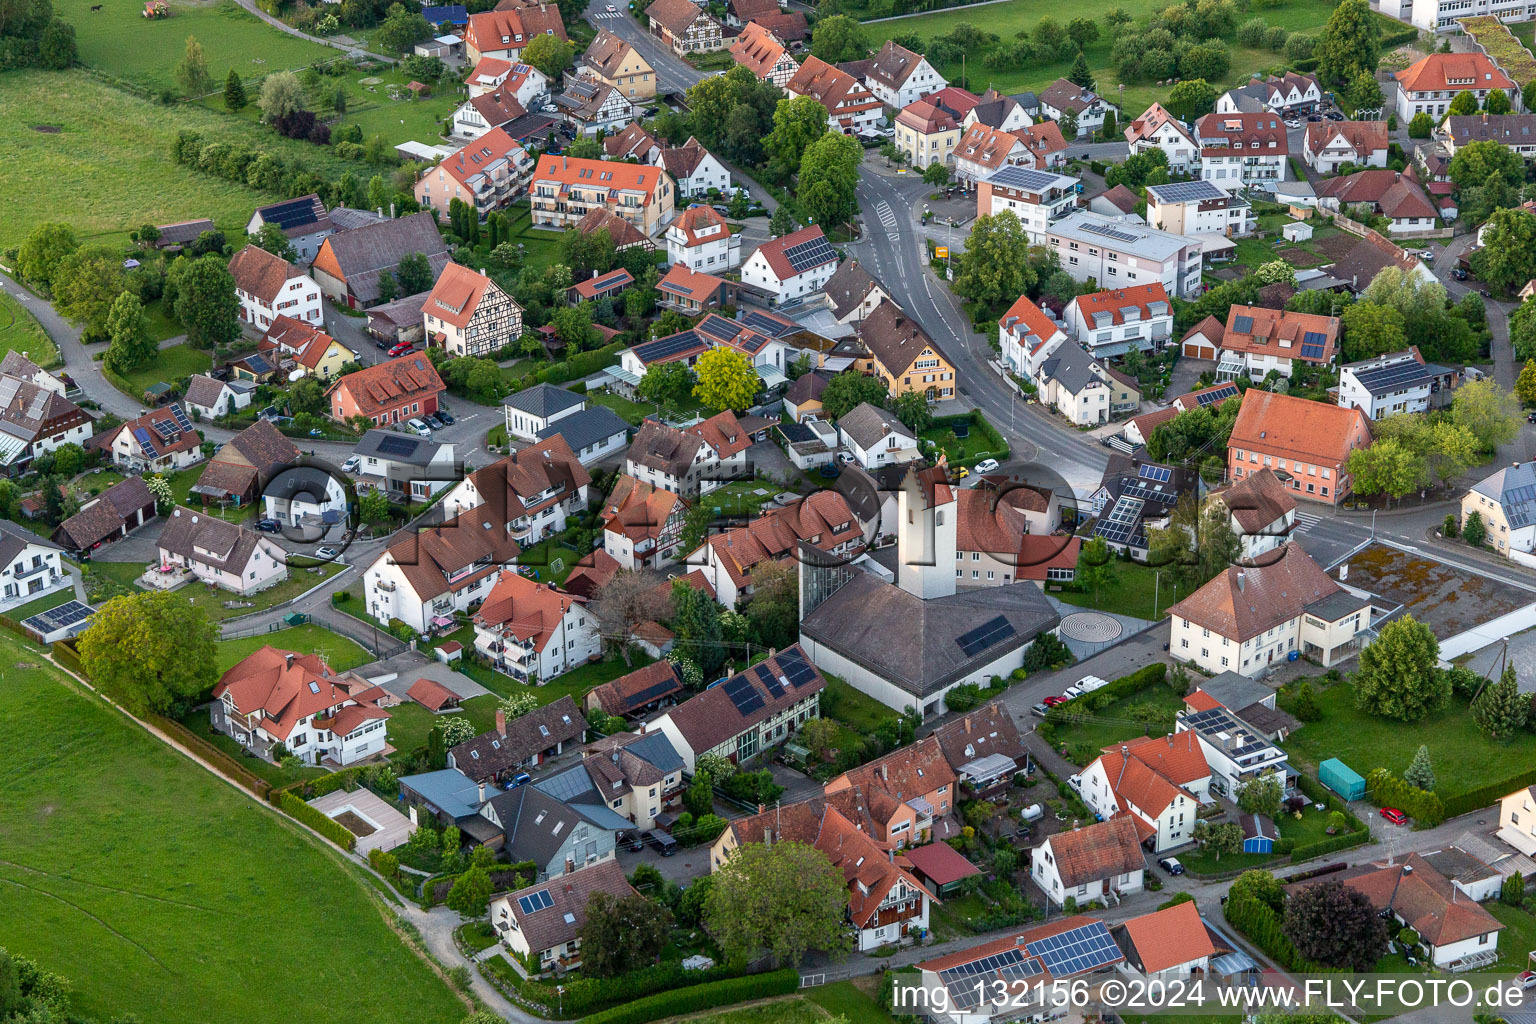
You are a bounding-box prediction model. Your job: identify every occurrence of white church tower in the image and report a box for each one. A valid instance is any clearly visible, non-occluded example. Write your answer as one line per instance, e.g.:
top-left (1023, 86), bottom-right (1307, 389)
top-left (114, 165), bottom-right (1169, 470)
top-left (897, 462), bottom-right (957, 601)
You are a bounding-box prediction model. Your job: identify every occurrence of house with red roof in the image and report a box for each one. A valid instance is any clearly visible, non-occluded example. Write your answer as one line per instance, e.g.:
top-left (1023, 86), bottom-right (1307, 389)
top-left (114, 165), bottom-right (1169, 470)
top-left (997, 293), bottom-right (1066, 378)
top-left (644, 0), bottom-right (723, 55)
top-left (1215, 304), bottom-right (1340, 382)
top-left (1195, 112), bottom-right (1288, 194)
top-left (464, 57), bottom-right (549, 106)
top-left (422, 263), bottom-right (524, 359)
top-left (1115, 900), bottom-right (1217, 979)
top-left (786, 55), bottom-right (882, 135)
top-left (729, 21), bottom-right (798, 87)
top-left (827, 735), bottom-right (959, 847)
top-left (1394, 52), bottom-right (1520, 123)
top-left (260, 316), bottom-right (353, 380)
top-left (211, 646), bottom-right (390, 766)
top-left (1316, 168), bottom-right (1439, 235)
top-left (463, 2), bottom-right (567, 64)
top-left (902, 842), bottom-right (981, 896)
top-left (1124, 102), bottom-right (1199, 173)
top-left (686, 489), bottom-right (863, 606)
top-left (1031, 816), bottom-right (1147, 906)
top-left (624, 408), bottom-right (752, 499)
top-left (584, 660), bottom-right (684, 718)
top-left (327, 353), bottom-right (446, 427)
top-left (1227, 389), bottom-right (1372, 504)
top-left (100, 404), bottom-right (204, 474)
top-left (954, 477), bottom-right (1080, 588)
top-left (1337, 853), bottom-right (1504, 968)
top-left (1063, 283), bottom-right (1173, 360)
top-left (228, 244), bottom-right (321, 332)
top-left (656, 263), bottom-right (734, 314)
top-left (600, 474), bottom-right (687, 569)
top-left (1303, 120), bottom-right (1390, 174)
top-left (1179, 314), bottom-right (1226, 361)
top-left (472, 571), bottom-right (598, 682)
top-left (415, 128), bottom-right (534, 218)
top-left (665, 204), bottom-right (741, 272)
top-left (895, 98), bottom-right (961, 169)
top-left (739, 224), bottom-right (839, 305)
top-left (528, 154), bottom-right (673, 234)
top-left (918, 916), bottom-right (1125, 1015)
top-left (1078, 733), bottom-right (1212, 852)
top-left (1206, 466), bottom-right (1297, 562)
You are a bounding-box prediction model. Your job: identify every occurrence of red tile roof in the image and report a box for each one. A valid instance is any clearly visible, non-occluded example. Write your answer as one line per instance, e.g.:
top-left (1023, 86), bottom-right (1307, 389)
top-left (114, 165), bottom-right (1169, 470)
top-left (730, 20), bottom-right (789, 77)
top-left (703, 489), bottom-right (861, 588)
top-left (1344, 854), bottom-right (1504, 947)
top-left (473, 572), bottom-right (583, 653)
top-left (1228, 389), bottom-right (1371, 466)
top-left (601, 474), bottom-right (684, 545)
top-left (214, 646), bottom-right (387, 741)
top-left (1044, 817), bottom-right (1146, 888)
top-left (1219, 304), bottom-right (1339, 363)
top-left (1124, 102), bottom-right (1194, 146)
top-left (1167, 541), bottom-right (1348, 640)
top-left (1195, 112), bottom-right (1289, 156)
top-left (1305, 120), bottom-right (1389, 159)
top-left (1316, 169), bottom-right (1437, 221)
top-left (229, 244), bottom-right (305, 303)
top-left (956, 122), bottom-right (1022, 170)
top-left (787, 55), bottom-right (878, 119)
top-left (329, 354), bottom-right (445, 418)
top-left (751, 224), bottom-right (836, 281)
top-left (1395, 52), bottom-right (1515, 94)
top-left (1072, 283), bottom-right (1170, 327)
top-left (816, 805), bottom-right (935, 928)
top-left (1212, 465), bottom-right (1295, 534)
top-left (669, 204), bottom-right (732, 248)
top-left (425, 262), bottom-right (499, 330)
top-left (261, 315), bottom-right (342, 370)
top-left (407, 676), bottom-right (461, 711)
top-left (902, 841), bottom-right (981, 886)
top-left (998, 293), bottom-right (1063, 353)
top-left (1120, 900), bottom-right (1216, 973)
top-left (897, 99), bottom-right (957, 135)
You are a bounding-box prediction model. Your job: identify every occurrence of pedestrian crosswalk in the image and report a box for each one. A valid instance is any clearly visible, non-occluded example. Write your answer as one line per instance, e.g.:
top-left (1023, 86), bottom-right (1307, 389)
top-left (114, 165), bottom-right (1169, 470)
top-left (876, 200), bottom-right (897, 229)
top-left (592, 8), bottom-right (623, 18)
top-left (1294, 511), bottom-right (1323, 533)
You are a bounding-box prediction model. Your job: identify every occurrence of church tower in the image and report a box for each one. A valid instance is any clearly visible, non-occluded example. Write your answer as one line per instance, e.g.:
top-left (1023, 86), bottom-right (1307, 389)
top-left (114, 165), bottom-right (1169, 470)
top-left (897, 461), bottom-right (957, 600)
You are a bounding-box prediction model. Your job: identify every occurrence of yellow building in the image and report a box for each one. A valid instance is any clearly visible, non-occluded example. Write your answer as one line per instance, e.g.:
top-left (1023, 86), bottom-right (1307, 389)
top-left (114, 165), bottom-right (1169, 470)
top-left (582, 29), bottom-right (655, 101)
top-left (895, 99), bottom-right (961, 170)
top-left (855, 299), bottom-right (958, 399)
top-left (262, 316), bottom-right (354, 380)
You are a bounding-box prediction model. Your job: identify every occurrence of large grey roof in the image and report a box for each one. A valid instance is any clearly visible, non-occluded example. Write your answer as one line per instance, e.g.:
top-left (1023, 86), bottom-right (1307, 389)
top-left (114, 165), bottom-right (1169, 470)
top-left (800, 573), bottom-right (1060, 699)
top-left (354, 429), bottom-right (449, 466)
top-left (837, 401), bottom-right (911, 450)
top-left (400, 768), bottom-right (502, 820)
top-left (481, 785), bottom-right (620, 867)
top-left (1037, 342), bottom-right (1103, 394)
top-left (1198, 671), bottom-right (1272, 714)
top-left (1050, 211), bottom-right (1192, 262)
top-left (319, 212), bottom-right (449, 304)
top-left (1471, 462), bottom-right (1536, 529)
top-left (504, 383), bottom-right (587, 418)
top-left (534, 406), bottom-right (630, 453)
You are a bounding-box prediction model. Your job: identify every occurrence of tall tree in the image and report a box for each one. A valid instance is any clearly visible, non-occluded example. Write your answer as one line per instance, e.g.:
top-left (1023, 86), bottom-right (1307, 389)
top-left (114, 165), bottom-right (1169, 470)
top-left (819, 372), bottom-right (887, 420)
top-left (1066, 16), bottom-right (1099, 49)
top-left (892, 389), bottom-right (933, 433)
top-left (169, 254), bottom-right (241, 349)
top-left (1236, 776), bottom-right (1283, 820)
top-left (16, 221), bottom-right (78, 291)
top-left (1075, 535), bottom-right (1117, 606)
top-left (1470, 207), bottom-right (1536, 294)
top-left (1403, 745), bottom-right (1435, 791)
top-left (693, 348), bottom-right (758, 412)
top-left (395, 252), bottom-right (434, 294)
top-left (374, 1), bottom-right (432, 53)
top-left (1450, 377), bottom-right (1522, 452)
top-left (1346, 437), bottom-right (1424, 502)
top-left (672, 578), bottom-right (724, 676)
top-left (578, 891), bottom-right (673, 977)
top-left (809, 13), bottom-right (868, 64)
top-left (705, 840), bottom-right (851, 966)
top-left (522, 33), bottom-right (574, 82)
top-left (799, 132), bottom-right (862, 230)
top-left (175, 35), bottom-right (212, 98)
top-left (1487, 87), bottom-right (1513, 115)
top-left (1067, 50), bottom-right (1095, 90)
top-left (224, 68), bottom-right (248, 111)
top-left (1282, 879), bottom-right (1389, 970)
top-left (1517, 359), bottom-right (1536, 405)
top-left (1167, 78), bottom-right (1217, 118)
top-left (77, 591), bottom-right (219, 715)
top-left (591, 569), bottom-right (668, 664)
top-left (953, 211), bottom-right (1037, 314)
top-left (637, 361), bottom-right (696, 412)
top-left (251, 221), bottom-right (297, 261)
top-left (104, 291), bottom-right (155, 373)
top-left (1472, 666), bottom-right (1528, 739)
top-left (1353, 614), bottom-right (1446, 722)
top-left (1315, 0), bottom-right (1380, 86)
top-left (258, 71), bottom-right (307, 124)
top-left (51, 244), bottom-right (127, 337)
top-left (765, 98), bottom-right (832, 181)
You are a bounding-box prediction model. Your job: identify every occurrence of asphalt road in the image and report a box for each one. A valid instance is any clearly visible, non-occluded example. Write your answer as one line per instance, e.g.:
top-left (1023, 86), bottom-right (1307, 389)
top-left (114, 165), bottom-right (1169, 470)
top-left (582, 0), bottom-right (705, 96)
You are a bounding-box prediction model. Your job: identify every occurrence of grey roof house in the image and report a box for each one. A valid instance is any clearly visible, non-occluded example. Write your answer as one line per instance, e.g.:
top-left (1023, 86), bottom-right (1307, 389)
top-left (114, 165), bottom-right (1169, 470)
top-left (310, 212), bottom-right (450, 308)
top-left (476, 783), bottom-right (621, 878)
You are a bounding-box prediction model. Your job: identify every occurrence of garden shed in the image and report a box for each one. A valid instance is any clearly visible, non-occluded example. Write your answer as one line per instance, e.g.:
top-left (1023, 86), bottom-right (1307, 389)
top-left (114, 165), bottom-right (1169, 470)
top-left (1282, 221), bottom-right (1313, 243)
top-left (1319, 757), bottom-right (1366, 801)
top-left (1239, 812), bottom-right (1276, 854)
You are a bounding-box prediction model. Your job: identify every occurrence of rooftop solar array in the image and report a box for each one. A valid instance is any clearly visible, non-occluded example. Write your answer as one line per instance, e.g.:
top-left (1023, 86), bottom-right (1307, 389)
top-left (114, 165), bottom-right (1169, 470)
top-left (1026, 921), bottom-right (1122, 976)
top-left (23, 600), bottom-right (93, 633)
top-left (987, 165), bottom-right (1068, 191)
top-left (169, 404), bottom-right (193, 434)
top-left (938, 948), bottom-right (1043, 1010)
top-left (1181, 706), bottom-right (1276, 762)
top-left (696, 314), bottom-right (741, 343)
top-left (375, 434), bottom-right (420, 457)
top-left (1350, 359), bottom-right (1438, 394)
top-left (632, 329), bottom-right (706, 365)
top-left (775, 646), bottom-right (819, 688)
top-left (1191, 383), bottom-right (1238, 407)
top-left (1138, 464), bottom-right (1171, 483)
top-left (1504, 481), bottom-right (1536, 528)
top-left (741, 310), bottom-right (796, 337)
top-left (1232, 314), bottom-right (1254, 334)
top-left (956, 615), bottom-right (1016, 658)
top-left (781, 234), bottom-right (836, 274)
top-left (260, 196), bottom-right (322, 231)
top-left (1096, 494), bottom-right (1146, 546)
top-left (1298, 330), bottom-right (1328, 360)
top-left (721, 674), bottom-right (765, 716)
top-left (132, 427), bottom-right (159, 458)
top-left (1079, 221), bottom-right (1140, 244)
top-left (517, 889), bottom-right (554, 914)
top-left (1146, 179), bottom-right (1227, 204)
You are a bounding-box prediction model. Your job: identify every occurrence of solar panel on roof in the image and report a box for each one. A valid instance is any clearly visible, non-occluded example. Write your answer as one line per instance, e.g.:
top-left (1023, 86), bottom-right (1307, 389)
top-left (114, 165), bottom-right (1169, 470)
top-left (956, 615), bottom-right (1016, 658)
top-left (1149, 179), bottom-right (1225, 203)
top-left (781, 235), bottom-right (836, 274)
top-left (632, 329), bottom-right (705, 364)
top-left (753, 663), bottom-right (785, 698)
top-left (1352, 360), bottom-right (1434, 394)
top-left (1194, 383), bottom-right (1238, 407)
top-left (261, 196), bottom-right (321, 231)
top-left (25, 600), bottom-right (93, 633)
top-left (375, 434), bottom-right (418, 457)
top-left (1080, 221), bottom-right (1140, 243)
top-left (1026, 921), bottom-right (1121, 976)
top-left (722, 675), bottom-right (764, 715)
top-left (1299, 331), bottom-right (1328, 360)
top-left (741, 310), bottom-right (795, 337)
top-left (1138, 464), bottom-right (1172, 483)
top-left (132, 427), bottom-right (159, 458)
top-left (517, 889), bottom-right (554, 914)
top-left (1233, 314), bottom-right (1254, 333)
top-left (169, 404), bottom-right (193, 434)
top-left (696, 315), bottom-right (740, 343)
top-left (775, 647), bottom-right (818, 688)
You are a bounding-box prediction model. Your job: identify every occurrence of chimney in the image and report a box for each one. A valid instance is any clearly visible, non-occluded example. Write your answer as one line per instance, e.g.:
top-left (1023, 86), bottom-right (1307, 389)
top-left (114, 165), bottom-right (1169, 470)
top-left (757, 802), bottom-right (765, 814)
top-left (390, 202), bottom-right (396, 218)
top-left (285, 653), bottom-right (295, 669)
top-left (763, 826), bottom-right (772, 846)
top-left (478, 781), bottom-right (486, 802)
top-left (496, 709), bottom-right (507, 735)
top-left (881, 764), bottom-right (888, 781)
top-left (1515, 462), bottom-right (1522, 470)
top-left (964, 715), bottom-right (973, 734)
top-left (1236, 570), bottom-right (1246, 592)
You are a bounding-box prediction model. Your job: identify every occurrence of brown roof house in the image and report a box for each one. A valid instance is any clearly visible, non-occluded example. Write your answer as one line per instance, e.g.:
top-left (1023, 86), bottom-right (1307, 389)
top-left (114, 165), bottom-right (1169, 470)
top-left (645, 0), bottom-right (723, 55)
top-left (1316, 168), bottom-right (1439, 235)
top-left (327, 353), bottom-right (446, 428)
top-left (1337, 853), bottom-right (1504, 969)
top-left (1168, 540), bottom-right (1371, 676)
top-left (98, 404), bottom-right (203, 475)
top-left (1206, 466), bottom-right (1297, 562)
top-left (0, 375), bottom-right (93, 474)
top-left (1226, 389), bottom-right (1372, 505)
top-left (584, 660), bottom-right (684, 719)
top-left (188, 419), bottom-right (301, 507)
top-left (310, 212), bottom-right (451, 308)
top-left (52, 476), bottom-right (156, 555)
top-left (157, 505), bottom-right (290, 596)
top-left (488, 859), bottom-right (636, 970)
top-left (449, 695), bottom-right (587, 783)
top-left (624, 409), bottom-right (751, 498)
top-left (931, 701), bottom-right (1026, 795)
top-left (826, 735), bottom-right (960, 847)
top-left (1030, 817), bottom-right (1147, 907)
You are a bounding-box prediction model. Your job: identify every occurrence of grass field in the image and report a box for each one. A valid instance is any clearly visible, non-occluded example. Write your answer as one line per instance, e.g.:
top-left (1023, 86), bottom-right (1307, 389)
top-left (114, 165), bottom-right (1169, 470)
top-left (117, 342), bottom-right (212, 397)
top-left (804, 979), bottom-right (900, 1024)
top-left (386, 693), bottom-right (501, 758)
top-left (0, 290), bottom-right (63, 368)
top-left (215, 621), bottom-right (373, 672)
top-left (515, 539), bottom-right (580, 584)
top-left (860, 0), bottom-right (1373, 120)
top-left (1179, 804), bottom-right (1336, 874)
top-left (83, 556), bottom-right (345, 619)
top-left (1281, 678), bottom-right (1536, 802)
top-left (1056, 559), bottom-right (1174, 621)
top-left (0, 640), bottom-right (464, 1024)
top-left (1047, 684), bottom-right (1187, 763)
top-left (57, 0), bottom-right (336, 96)
top-left (0, 70), bottom-right (355, 250)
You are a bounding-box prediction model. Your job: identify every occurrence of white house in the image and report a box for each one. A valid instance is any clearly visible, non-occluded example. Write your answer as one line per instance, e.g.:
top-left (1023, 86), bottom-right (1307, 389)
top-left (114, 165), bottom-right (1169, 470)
top-left (211, 646), bottom-right (390, 767)
top-left (1342, 855), bottom-right (1504, 969)
top-left (156, 506), bottom-right (290, 596)
top-left (1124, 103), bottom-right (1198, 173)
top-left (977, 165), bottom-right (1081, 244)
top-left (997, 293), bottom-right (1066, 378)
top-left (489, 860), bottom-right (634, 970)
top-left (1063, 283), bottom-right (1173, 359)
top-left (102, 406), bottom-right (204, 474)
top-left (1207, 467), bottom-right (1296, 563)
top-left (1031, 817), bottom-right (1146, 908)
top-left (247, 194), bottom-right (331, 264)
top-left (601, 475), bottom-right (687, 569)
top-left (1195, 113), bottom-right (1288, 194)
top-left (666, 204), bottom-right (742, 272)
top-left (1078, 732), bottom-right (1211, 853)
top-left (556, 77), bottom-right (637, 137)
top-left (1033, 342), bottom-right (1131, 427)
top-left (785, 56), bottom-right (883, 135)
top-left (465, 57), bottom-right (549, 105)
top-left (1117, 902), bottom-right (1217, 980)
top-left (740, 225), bottom-right (838, 306)
top-left (1175, 702), bottom-right (1290, 800)
top-left (182, 374), bottom-right (257, 421)
top-left (1498, 786), bottom-right (1536, 857)
top-left (653, 137), bottom-right (731, 199)
top-left (1167, 541), bottom-right (1371, 676)
top-left (471, 571), bottom-right (599, 683)
top-left (624, 409), bottom-right (752, 498)
top-left (351, 429), bottom-right (458, 501)
top-left (861, 40), bottom-right (947, 110)
top-left (1394, 53), bottom-right (1521, 121)
top-left (1045, 211), bottom-right (1205, 299)
top-left (1145, 180), bottom-right (1255, 238)
top-left (0, 523), bottom-right (69, 613)
top-left (503, 383), bottom-right (587, 442)
top-left (422, 263), bottom-right (525, 358)
top-left (836, 402), bottom-right (919, 470)
top-left (1303, 120), bottom-right (1390, 174)
top-left (1337, 348), bottom-right (1458, 421)
top-left (1217, 72), bottom-right (1323, 117)
top-left (1463, 462), bottom-right (1536, 557)
top-left (228, 245), bottom-right (323, 332)
top-left (261, 466), bottom-right (350, 529)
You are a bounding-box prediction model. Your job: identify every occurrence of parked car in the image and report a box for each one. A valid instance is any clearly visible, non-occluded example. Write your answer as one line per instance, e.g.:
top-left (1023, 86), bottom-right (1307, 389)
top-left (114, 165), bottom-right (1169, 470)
top-left (387, 341), bottom-right (415, 357)
top-left (645, 829), bottom-right (678, 856)
top-left (1380, 807), bottom-right (1408, 826)
top-left (407, 418), bottom-right (432, 436)
top-left (1031, 702), bottom-right (1051, 717)
top-left (315, 546), bottom-right (340, 560)
top-left (712, 205), bottom-right (732, 217)
top-left (374, 336), bottom-right (390, 350)
top-left (340, 456), bottom-right (360, 473)
top-left (509, 771), bottom-right (532, 788)
top-left (1158, 856), bottom-right (1185, 875)
top-left (1042, 695), bottom-right (1069, 707)
top-left (255, 518), bottom-right (282, 533)
top-left (308, 428), bottom-right (324, 437)
top-left (436, 407), bottom-right (455, 425)
top-left (1066, 774), bottom-right (1083, 793)
top-left (973, 458), bottom-right (1000, 474)
top-left (1452, 267), bottom-right (1469, 280)
top-left (1518, 970), bottom-right (1536, 990)
top-left (1527, 412), bottom-right (1536, 423)
top-left (951, 465), bottom-right (969, 481)
top-left (425, 412), bottom-right (445, 429)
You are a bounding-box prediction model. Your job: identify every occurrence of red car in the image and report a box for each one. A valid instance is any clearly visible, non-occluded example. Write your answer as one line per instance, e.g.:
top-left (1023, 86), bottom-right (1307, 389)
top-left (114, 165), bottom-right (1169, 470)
top-left (388, 342), bottom-right (415, 357)
top-left (1042, 695), bottom-right (1069, 707)
top-left (1380, 807), bottom-right (1408, 826)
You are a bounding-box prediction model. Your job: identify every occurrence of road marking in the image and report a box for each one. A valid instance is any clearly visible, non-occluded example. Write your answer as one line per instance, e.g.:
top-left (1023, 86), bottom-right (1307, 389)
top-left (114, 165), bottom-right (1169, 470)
top-left (1293, 511), bottom-right (1323, 533)
top-left (591, 9), bottom-right (622, 16)
top-left (875, 200), bottom-right (897, 230)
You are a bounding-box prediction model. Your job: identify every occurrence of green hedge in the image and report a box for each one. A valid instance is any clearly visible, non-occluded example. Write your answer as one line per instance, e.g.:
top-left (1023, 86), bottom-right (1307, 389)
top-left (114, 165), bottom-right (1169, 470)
top-left (279, 790), bottom-right (357, 851)
top-left (270, 762), bottom-right (375, 804)
top-left (1222, 892), bottom-right (1324, 973)
top-left (51, 641), bottom-right (83, 675)
top-left (530, 342), bottom-right (627, 388)
top-left (580, 970), bottom-right (799, 1024)
top-left (1043, 663), bottom-right (1168, 736)
top-left (1441, 766), bottom-right (1536, 818)
top-left (1289, 829), bottom-right (1370, 863)
top-left (522, 960), bottom-right (748, 1018)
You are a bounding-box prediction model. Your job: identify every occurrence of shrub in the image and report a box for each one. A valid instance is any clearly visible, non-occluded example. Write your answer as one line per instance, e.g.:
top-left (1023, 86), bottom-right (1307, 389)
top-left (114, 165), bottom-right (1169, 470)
top-left (279, 791), bottom-right (356, 850)
top-left (564, 968), bottom-right (796, 1023)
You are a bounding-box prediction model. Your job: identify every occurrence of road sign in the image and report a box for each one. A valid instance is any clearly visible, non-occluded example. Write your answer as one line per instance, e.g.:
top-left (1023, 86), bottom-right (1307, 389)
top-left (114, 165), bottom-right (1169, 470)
top-left (935, 246), bottom-right (949, 258)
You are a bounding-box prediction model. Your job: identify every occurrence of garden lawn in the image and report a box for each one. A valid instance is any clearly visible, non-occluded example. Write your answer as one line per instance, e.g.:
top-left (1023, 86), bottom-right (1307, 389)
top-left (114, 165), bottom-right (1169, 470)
top-left (5, 587), bottom-right (77, 624)
top-left (587, 387), bottom-right (670, 425)
top-left (920, 415), bottom-right (1008, 466)
top-left (386, 693), bottom-right (501, 759)
top-left (698, 478), bottom-right (782, 518)
top-left (678, 997), bottom-right (828, 1024)
top-left (141, 298), bottom-right (183, 343)
top-left (102, 554), bottom-right (346, 620)
top-left (515, 539), bottom-right (580, 584)
top-left (215, 622), bottom-right (372, 673)
top-left (0, 640), bottom-right (464, 1024)
top-left (500, 202), bottom-right (566, 275)
top-left (163, 465), bottom-right (250, 522)
top-left (927, 891), bottom-right (990, 940)
top-left (55, 0), bottom-right (335, 95)
top-left (1055, 559), bottom-right (1172, 621)
top-left (0, 70), bottom-right (352, 250)
top-left (804, 979), bottom-right (901, 1024)
top-left (1179, 804), bottom-right (1338, 874)
top-left (0, 289), bottom-right (62, 368)
top-left (1490, 903), bottom-right (1536, 972)
top-left (116, 343), bottom-right (212, 399)
top-left (1230, 214), bottom-right (1341, 271)
top-left (858, 0), bottom-right (1393, 121)
top-left (1045, 685), bottom-right (1187, 765)
top-left (822, 674), bottom-right (900, 733)
top-left (1280, 679), bottom-right (1536, 803)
